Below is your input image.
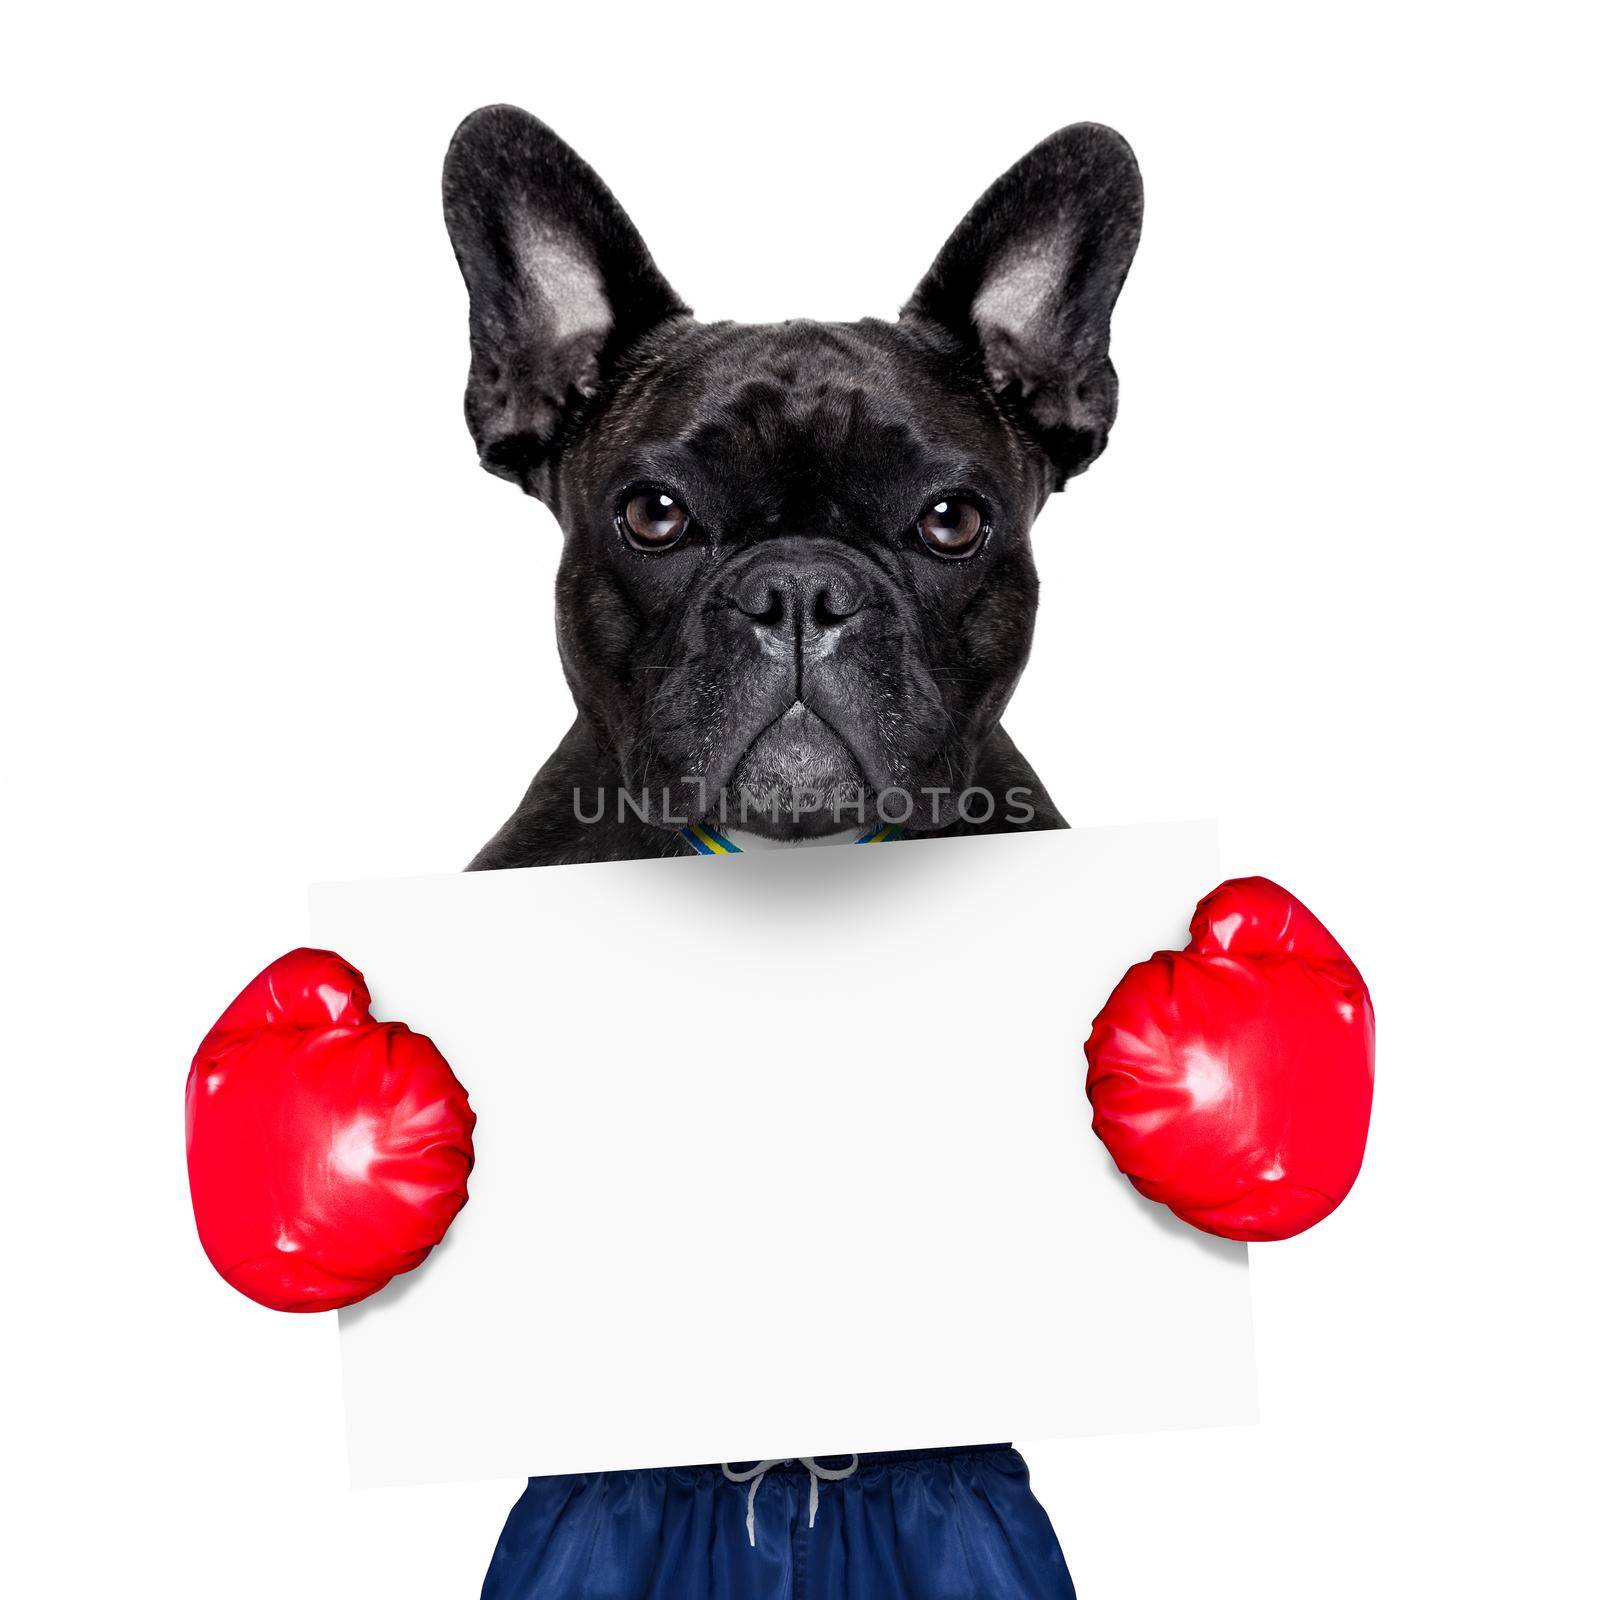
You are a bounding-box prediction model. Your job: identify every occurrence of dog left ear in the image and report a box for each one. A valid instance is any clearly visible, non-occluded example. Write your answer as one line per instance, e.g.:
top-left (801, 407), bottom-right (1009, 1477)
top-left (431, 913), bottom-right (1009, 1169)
top-left (903, 124), bottom-right (1143, 487)
top-left (443, 105), bottom-right (688, 495)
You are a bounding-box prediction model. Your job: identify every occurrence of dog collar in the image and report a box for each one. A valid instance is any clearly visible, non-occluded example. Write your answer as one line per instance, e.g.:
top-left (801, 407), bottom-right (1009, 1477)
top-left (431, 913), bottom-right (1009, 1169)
top-left (681, 822), bottom-right (903, 855)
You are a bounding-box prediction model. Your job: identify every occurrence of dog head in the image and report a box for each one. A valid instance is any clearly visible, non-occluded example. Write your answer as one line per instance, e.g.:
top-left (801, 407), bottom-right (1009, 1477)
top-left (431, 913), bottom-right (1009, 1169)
top-left (443, 106), bottom-right (1141, 837)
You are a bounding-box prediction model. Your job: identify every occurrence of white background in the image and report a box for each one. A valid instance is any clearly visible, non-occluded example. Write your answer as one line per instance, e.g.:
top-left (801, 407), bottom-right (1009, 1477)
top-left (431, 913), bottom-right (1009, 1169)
top-left (3, 2), bottom-right (1595, 1596)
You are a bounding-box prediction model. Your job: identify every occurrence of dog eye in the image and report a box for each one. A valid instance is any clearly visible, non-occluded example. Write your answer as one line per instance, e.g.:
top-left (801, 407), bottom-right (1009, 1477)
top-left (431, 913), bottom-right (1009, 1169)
top-left (916, 497), bottom-right (986, 559)
top-left (620, 489), bottom-right (692, 550)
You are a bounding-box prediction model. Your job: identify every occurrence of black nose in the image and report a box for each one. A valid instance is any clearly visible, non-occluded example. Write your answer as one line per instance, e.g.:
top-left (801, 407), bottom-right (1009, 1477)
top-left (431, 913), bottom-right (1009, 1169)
top-left (734, 556), bottom-right (864, 634)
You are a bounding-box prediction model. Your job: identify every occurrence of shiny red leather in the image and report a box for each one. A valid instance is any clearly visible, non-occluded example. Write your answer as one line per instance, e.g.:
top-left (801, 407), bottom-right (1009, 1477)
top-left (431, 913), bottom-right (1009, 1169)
top-left (1084, 878), bottom-right (1374, 1242)
top-left (186, 949), bottom-right (475, 1311)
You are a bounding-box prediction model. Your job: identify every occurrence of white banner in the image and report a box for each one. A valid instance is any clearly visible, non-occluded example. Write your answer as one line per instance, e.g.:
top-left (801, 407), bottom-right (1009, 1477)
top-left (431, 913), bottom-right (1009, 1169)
top-left (311, 822), bottom-right (1254, 1486)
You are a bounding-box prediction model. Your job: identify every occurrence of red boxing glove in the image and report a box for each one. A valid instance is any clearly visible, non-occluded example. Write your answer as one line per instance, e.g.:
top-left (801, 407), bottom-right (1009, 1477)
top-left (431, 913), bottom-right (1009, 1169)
top-left (1085, 878), bottom-right (1374, 1242)
top-left (186, 949), bottom-right (475, 1311)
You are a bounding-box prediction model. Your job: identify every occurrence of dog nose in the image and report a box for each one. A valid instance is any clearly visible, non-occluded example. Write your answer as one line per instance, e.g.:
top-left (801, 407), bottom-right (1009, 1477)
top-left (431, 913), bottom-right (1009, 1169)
top-left (734, 558), bottom-right (864, 635)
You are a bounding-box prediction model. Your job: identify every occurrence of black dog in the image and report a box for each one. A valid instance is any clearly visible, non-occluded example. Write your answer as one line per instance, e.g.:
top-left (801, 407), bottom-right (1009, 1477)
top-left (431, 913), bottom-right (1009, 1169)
top-left (443, 106), bottom-right (1141, 868)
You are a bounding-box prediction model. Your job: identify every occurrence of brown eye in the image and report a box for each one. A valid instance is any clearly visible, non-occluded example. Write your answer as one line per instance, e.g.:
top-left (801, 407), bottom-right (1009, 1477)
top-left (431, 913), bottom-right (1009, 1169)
top-left (620, 488), bottom-right (691, 550)
top-left (916, 496), bottom-right (986, 559)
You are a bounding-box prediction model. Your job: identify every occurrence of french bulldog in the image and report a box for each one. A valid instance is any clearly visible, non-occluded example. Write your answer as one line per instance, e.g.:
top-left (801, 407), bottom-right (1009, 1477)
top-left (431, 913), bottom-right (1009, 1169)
top-left (442, 106), bottom-right (1142, 868)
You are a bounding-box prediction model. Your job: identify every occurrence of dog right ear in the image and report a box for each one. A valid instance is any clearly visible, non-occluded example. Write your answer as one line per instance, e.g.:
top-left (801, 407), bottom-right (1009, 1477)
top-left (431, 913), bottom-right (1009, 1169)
top-left (902, 124), bottom-right (1143, 489)
top-left (442, 105), bottom-right (688, 495)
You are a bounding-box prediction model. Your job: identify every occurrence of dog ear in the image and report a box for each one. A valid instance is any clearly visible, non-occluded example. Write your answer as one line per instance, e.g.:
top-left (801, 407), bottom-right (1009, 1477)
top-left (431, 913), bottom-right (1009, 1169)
top-left (442, 105), bottom-right (688, 493)
top-left (903, 124), bottom-right (1143, 487)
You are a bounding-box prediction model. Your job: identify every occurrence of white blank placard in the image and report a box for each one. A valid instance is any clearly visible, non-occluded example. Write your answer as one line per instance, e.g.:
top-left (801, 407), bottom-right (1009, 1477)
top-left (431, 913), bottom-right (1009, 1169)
top-left (310, 822), bottom-right (1254, 1487)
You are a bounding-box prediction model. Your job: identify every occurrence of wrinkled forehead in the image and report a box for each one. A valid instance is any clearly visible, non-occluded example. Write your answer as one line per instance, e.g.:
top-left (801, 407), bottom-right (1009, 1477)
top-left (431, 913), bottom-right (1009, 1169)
top-left (582, 319), bottom-right (1025, 527)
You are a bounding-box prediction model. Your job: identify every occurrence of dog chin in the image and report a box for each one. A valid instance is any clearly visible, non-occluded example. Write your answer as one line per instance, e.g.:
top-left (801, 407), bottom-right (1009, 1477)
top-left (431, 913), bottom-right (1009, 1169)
top-left (721, 702), bottom-right (873, 840)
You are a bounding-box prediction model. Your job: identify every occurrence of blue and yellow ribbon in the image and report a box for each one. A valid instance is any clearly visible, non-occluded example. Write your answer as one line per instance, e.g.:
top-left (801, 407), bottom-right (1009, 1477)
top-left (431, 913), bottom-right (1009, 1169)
top-left (682, 822), bottom-right (903, 855)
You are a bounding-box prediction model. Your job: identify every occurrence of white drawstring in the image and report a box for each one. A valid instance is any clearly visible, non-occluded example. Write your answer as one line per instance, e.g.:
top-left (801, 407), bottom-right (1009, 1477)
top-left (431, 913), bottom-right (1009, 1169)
top-left (721, 1457), bottom-right (860, 1547)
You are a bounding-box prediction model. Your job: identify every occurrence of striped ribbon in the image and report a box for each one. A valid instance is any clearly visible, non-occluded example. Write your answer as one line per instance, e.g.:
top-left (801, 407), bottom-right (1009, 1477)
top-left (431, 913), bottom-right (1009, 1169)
top-left (681, 822), bottom-right (903, 855)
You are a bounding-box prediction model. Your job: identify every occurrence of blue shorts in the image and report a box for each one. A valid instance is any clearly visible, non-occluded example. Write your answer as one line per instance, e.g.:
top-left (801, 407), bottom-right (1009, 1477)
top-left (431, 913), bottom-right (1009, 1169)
top-left (481, 1445), bottom-right (1075, 1599)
